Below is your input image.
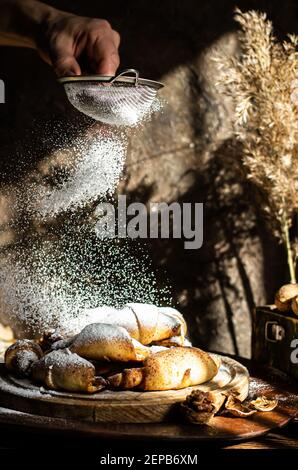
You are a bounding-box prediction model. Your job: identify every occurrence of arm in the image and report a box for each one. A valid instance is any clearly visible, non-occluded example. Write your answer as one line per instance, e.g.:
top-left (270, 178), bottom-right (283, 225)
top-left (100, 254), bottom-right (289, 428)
top-left (0, 0), bottom-right (120, 76)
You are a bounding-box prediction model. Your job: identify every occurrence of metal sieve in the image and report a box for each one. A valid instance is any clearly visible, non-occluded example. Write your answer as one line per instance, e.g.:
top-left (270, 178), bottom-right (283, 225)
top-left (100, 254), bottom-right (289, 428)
top-left (58, 69), bottom-right (164, 126)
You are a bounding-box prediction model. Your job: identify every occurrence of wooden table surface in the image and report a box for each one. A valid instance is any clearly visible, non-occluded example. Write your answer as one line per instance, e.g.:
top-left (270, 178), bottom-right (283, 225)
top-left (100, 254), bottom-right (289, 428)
top-left (225, 356), bottom-right (298, 449)
top-left (225, 420), bottom-right (298, 449)
top-left (225, 357), bottom-right (297, 449)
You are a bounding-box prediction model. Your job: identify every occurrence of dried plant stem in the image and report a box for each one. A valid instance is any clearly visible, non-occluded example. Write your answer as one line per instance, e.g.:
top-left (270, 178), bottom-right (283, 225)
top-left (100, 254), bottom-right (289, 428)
top-left (281, 214), bottom-right (297, 283)
top-left (215, 9), bottom-right (298, 285)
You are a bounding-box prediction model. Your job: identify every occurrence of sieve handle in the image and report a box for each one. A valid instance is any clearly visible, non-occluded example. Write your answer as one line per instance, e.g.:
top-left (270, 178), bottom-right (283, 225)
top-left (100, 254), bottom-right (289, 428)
top-left (110, 69), bottom-right (140, 86)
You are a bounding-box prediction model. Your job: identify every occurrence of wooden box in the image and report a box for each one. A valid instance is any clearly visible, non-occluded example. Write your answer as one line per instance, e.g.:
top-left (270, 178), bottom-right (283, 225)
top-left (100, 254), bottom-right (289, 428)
top-left (252, 305), bottom-right (298, 380)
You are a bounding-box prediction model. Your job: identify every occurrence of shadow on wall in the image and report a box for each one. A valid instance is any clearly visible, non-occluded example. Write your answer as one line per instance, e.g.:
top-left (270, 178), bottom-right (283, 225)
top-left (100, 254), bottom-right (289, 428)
top-left (0, 0), bottom-right (295, 354)
top-left (126, 138), bottom-right (286, 356)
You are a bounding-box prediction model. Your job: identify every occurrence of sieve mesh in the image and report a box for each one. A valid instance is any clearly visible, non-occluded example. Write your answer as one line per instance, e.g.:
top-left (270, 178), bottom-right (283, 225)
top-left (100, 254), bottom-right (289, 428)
top-left (60, 69), bottom-right (164, 126)
top-left (64, 82), bottom-right (157, 126)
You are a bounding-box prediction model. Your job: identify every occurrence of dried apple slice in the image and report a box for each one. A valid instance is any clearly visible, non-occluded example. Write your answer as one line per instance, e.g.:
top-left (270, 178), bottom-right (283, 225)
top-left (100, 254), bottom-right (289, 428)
top-left (225, 395), bottom-right (257, 417)
top-left (250, 396), bottom-right (278, 411)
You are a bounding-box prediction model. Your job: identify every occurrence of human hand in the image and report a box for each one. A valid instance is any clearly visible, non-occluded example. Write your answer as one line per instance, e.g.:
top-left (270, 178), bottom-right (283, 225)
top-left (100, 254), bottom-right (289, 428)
top-left (0, 0), bottom-right (120, 77)
top-left (38, 12), bottom-right (120, 77)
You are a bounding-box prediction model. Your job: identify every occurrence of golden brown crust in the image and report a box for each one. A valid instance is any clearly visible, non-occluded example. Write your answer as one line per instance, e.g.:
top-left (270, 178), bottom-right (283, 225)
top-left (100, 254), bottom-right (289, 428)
top-left (108, 347), bottom-right (219, 391)
top-left (143, 347), bottom-right (218, 390)
top-left (127, 304), bottom-right (183, 344)
top-left (108, 367), bottom-right (143, 389)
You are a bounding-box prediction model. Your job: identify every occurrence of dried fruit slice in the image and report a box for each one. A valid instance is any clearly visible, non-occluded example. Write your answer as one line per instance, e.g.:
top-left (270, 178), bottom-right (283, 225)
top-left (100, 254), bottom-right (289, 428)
top-left (250, 396), bottom-right (278, 411)
top-left (225, 395), bottom-right (257, 417)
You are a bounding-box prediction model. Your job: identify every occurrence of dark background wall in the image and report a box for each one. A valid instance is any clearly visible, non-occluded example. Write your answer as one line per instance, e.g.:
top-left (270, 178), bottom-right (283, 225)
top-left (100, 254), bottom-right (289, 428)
top-left (1, 0), bottom-right (297, 356)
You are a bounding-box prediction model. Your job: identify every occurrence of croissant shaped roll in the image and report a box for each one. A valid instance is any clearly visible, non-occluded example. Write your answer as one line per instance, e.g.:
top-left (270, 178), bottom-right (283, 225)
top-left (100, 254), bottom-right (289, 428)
top-left (81, 303), bottom-right (186, 345)
top-left (108, 347), bottom-right (219, 391)
top-left (31, 349), bottom-right (106, 393)
top-left (66, 323), bottom-right (150, 362)
top-left (5, 339), bottom-right (43, 377)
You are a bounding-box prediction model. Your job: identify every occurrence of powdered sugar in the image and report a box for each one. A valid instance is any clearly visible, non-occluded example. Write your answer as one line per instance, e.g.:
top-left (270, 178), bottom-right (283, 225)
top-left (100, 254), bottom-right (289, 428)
top-left (33, 132), bottom-right (126, 218)
top-left (37, 349), bottom-right (93, 370)
top-left (0, 233), bottom-right (170, 337)
top-left (71, 322), bottom-right (132, 347)
top-left (248, 377), bottom-right (298, 404)
top-left (75, 306), bottom-right (139, 337)
top-left (0, 100), bottom-right (171, 339)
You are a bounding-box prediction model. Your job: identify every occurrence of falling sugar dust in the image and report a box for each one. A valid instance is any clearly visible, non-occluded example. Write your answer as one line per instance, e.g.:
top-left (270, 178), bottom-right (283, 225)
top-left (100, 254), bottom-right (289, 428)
top-left (33, 130), bottom-right (127, 218)
top-left (0, 100), bottom-right (171, 337)
top-left (0, 232), bottom-right (171, 337)
top-left (8, 123), bottom-right (127, 219)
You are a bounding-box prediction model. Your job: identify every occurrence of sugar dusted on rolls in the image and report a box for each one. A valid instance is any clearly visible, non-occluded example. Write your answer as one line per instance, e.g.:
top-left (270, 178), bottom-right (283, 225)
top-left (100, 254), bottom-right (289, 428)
top-left (60, 323), bottom-right (150, 362)
top-left (31, 349), bottom-right (107, 393)
top-left (5, 304), bottom-right (220, 395)
top-left (5, 339), bottom-right (43, 377)
top-left (78, 303), bottom-right (187, 346)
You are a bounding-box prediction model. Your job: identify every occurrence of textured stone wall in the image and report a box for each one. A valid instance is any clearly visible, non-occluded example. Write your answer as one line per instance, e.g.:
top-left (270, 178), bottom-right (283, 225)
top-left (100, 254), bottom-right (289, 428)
top-left (0, 0), bottom-right (297, 356)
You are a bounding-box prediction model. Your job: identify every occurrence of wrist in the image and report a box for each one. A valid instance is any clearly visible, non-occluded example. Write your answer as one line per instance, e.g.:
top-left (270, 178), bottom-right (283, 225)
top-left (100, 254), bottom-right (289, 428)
top-left (7, 0), bottom-right (67, 49)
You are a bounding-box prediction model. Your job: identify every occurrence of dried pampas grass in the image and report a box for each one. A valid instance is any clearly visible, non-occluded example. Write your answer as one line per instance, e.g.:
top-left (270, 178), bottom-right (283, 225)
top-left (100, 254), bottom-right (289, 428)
top-left (215, 8), bottom-right (298, 282)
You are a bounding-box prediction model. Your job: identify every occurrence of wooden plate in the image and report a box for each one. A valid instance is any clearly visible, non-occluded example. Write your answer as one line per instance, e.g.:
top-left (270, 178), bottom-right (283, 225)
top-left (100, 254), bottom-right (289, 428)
top-left (0, 354), bottom-right (249, 423)
top-left (0, 383), bottom-right (294, 443)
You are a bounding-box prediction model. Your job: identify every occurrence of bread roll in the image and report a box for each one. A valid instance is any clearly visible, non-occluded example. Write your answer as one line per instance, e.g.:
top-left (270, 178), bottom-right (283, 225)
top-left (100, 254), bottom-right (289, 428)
top-left (79, 303), bottom-right (186, 345)
top-left (108, 347), bottom-right (219, 391)
top-left (68, 323), bottom-right (150, 362)
top-left (5, 339), bottom-right (43, 377)
top-left (31, 349), bottom-right (106, 393)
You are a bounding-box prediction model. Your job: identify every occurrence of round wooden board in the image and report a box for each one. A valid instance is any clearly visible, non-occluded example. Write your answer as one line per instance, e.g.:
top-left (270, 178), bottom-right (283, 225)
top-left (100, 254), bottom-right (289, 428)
top-left (0, 354), bottom-right (249, 424)
top-left (0, 382), bottom-right (294, 443)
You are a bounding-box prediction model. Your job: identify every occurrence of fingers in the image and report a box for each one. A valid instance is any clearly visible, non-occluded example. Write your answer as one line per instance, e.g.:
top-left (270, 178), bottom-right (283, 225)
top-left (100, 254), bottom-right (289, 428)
top-left (49, 33), bottom-right (82, 77)
top-left (45, 16), bottom-right (121, 77)
top-left (88, 28), bottom-right (120, 76)
top-left (90, 37), bottom-right (120, 75)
